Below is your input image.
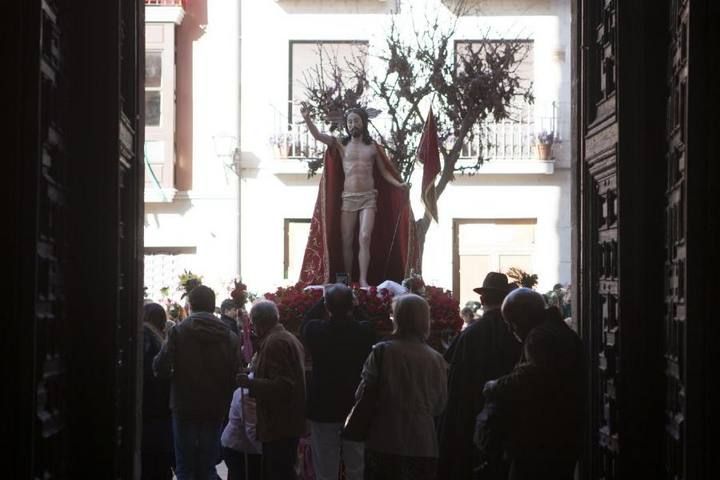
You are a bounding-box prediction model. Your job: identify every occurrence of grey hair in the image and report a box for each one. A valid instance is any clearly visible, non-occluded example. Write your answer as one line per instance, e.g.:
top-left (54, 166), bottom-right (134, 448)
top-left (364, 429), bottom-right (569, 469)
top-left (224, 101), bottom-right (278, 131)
top-left (250, 300), bottom-right (280, 328)
top-left (392, 294), bottom-right (431, 339)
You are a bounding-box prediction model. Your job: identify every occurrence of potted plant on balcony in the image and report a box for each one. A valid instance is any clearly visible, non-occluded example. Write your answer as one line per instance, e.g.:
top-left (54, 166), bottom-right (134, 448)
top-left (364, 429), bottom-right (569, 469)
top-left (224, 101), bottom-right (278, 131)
top-left (533, 130), bottom-right (557, 160)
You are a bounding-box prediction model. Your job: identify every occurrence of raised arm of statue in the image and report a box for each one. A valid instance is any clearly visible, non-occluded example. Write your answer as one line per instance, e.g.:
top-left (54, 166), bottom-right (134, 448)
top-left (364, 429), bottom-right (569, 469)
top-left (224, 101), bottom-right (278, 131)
top-left (301, 105), bottom-right (337, 147)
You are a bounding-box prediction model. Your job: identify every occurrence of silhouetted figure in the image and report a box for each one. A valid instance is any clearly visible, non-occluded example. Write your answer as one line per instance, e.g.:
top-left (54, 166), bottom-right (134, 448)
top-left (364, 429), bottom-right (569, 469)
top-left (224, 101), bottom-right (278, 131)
top-left (301, 283), bottom-right (375, 480)
top-left (154, 286), bottom-right (239, 480)
top-left (360, 294), bottom-right (447, 480)
top-left (142, 303), bottom-right (174, 479)
top-left (476, 288), bottom-right (584, 480)
top-left (220, 298), bottom-right (240, 335)
top-left (236, 300), bottom-right (306, 480)
top-left (437, 272), bottom-right (521, 480)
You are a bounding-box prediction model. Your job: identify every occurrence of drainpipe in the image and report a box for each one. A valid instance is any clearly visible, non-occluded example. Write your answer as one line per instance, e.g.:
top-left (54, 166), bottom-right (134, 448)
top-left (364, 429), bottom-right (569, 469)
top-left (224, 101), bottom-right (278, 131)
top-left (236, 0), bottom-right (243, 280)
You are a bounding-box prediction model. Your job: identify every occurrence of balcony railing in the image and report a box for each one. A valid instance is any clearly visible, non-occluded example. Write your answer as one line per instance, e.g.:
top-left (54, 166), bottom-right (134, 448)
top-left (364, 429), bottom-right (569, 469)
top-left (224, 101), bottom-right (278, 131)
top-left (145, 0), bottom-right (185, 6)
top-left (271, 114), bottom-right (554, 164)
top-left (461, 120), bottom-right (536, 161)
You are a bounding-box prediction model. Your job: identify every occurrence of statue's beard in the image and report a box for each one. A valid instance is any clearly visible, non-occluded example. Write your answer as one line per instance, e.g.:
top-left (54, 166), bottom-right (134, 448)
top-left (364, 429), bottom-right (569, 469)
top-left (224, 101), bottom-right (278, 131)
top-left (350, 128), bottom-right (362, 138)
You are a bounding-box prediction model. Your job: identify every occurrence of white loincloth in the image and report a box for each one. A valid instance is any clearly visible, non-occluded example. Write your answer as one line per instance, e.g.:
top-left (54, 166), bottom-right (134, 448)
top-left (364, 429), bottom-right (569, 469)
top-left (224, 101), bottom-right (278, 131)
top-left (341, 189), bottom-right (378, 212)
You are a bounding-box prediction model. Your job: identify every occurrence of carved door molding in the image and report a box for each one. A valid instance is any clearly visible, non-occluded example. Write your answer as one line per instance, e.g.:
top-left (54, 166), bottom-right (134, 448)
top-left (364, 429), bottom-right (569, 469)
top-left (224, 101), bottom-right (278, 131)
top-left (575, 1), bottom-right (719, 479)
top-left (575, 0), bottom-right (668, 478)
top-left (7, 1), bottom-right (145, 477)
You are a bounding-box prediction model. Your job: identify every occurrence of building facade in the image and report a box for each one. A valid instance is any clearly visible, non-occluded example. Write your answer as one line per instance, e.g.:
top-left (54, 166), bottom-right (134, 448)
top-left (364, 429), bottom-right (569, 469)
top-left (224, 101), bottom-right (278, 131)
top-left (8, 0), bottom-right (720, 478)
top-left (144, 0), bottom-right (573, 304)
top-left (143, 0), bottom-right (242, 301)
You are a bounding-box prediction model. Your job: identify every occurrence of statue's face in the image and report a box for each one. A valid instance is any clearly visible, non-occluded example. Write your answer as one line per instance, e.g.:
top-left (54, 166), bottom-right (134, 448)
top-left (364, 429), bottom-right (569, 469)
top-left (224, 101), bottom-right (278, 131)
top-left (346, 112), bottom-right (364, 138)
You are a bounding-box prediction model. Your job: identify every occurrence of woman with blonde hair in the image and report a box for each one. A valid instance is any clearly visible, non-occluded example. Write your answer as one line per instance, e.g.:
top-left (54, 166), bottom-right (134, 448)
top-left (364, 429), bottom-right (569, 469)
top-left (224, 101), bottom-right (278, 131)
top-left (357, 293), bottom-right (448, 480)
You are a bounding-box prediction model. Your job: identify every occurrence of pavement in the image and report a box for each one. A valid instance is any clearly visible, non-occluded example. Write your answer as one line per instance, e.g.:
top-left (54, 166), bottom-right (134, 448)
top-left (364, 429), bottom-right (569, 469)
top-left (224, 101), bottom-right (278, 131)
top-left (173, 462), bottom-right (228, 479)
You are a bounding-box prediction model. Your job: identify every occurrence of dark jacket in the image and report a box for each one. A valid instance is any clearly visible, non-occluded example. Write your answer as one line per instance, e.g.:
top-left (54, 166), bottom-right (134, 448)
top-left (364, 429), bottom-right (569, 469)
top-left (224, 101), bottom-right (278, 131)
top-left (478, 314), bottom-right (584, 480)
top-left (301, 315), bottom-right (376, 422)
top-left (249, 324), bottom-right (307, 442)
top-left (142, 324), bottom-right (173, 454)
top-left (437, 308), bottom-right (522, 480)
top-left (303, 297), bottom-right (370, 324)
top-left (153, 312), bottom-right (239, 420)
top-left (220, 313), bottom-right (239, 335)
top-left (143, 324), bottom-right (171, 420)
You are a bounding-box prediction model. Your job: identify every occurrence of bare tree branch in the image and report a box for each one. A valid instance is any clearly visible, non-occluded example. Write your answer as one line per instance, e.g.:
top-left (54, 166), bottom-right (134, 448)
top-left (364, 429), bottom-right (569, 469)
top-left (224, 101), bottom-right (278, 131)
top-left (298, 8), bottom-right (533, 269)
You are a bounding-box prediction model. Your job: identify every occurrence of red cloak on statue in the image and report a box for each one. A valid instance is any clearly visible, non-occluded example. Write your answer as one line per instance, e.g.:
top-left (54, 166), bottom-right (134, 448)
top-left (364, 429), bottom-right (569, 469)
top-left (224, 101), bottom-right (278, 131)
top-left (299, 143), bottom-right (418, 286)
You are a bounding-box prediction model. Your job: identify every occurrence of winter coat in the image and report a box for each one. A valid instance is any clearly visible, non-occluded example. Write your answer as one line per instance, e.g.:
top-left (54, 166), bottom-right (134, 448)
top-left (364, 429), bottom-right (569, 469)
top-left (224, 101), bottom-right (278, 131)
top-left (153, 311), bottom-right (239, 420)
top-left (360, 337), bottom-right (448, 458)
top-left (478, 314), bottom-right (584, 480)
top-left (142, 324), bottom-right (173, 453)
top-left (220, 313), bottom-right (239, 335)
top-left (437, 308), bottom-right (522, 480)
top-left (301, 315), bottom-right (376, 422)
top-left (249, 324), bottom-right (307, 442)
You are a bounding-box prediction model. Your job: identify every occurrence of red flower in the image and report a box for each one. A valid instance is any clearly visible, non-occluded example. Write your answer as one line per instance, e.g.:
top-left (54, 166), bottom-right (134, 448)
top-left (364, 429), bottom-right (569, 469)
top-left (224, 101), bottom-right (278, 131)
top-left (260, 282), bottom-right (461, 347)
top-left (230, 279), bottom-right (248, 308)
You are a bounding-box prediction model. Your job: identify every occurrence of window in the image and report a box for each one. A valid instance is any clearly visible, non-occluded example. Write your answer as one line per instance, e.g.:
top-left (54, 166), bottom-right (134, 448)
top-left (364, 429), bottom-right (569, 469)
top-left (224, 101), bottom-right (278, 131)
top-left (144, 247), bottom-right (197, 301)
top-left (288, 41), bottom-right (368, 124)
top-left (145, 50), bottom-right (162, 126)
top-left (284, 219), bottom-right (311, 280)
top-left (453, 219), bottom-right (537, 307)
top-left (145, 23), bottom-right (176, 193)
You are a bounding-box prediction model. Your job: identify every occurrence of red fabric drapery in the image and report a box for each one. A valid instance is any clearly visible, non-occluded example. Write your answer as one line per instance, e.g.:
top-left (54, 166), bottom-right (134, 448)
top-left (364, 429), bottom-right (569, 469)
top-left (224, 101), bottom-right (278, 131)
top-left (299, 144), bottom-right (418, 286)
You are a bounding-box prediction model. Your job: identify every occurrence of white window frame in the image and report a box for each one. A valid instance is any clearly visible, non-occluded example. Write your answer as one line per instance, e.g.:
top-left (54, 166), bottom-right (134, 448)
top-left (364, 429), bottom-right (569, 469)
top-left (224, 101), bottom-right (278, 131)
top-left (145, 22), bottom-right (176, 200)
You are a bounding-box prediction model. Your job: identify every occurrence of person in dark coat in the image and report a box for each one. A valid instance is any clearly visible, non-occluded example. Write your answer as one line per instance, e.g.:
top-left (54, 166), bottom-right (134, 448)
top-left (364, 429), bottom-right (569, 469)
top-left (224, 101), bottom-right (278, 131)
top-left (236, 300), bottom-right (307, 480)
top-left (220, 298), bottom-right (240, 335)
top-left (437, 272), bottom-right (521, 480)
top-left (300, 283), bottom-right (376, 480)
top-left (154, 285), bottom-right (239, 480)
top-left (476, 288), bottom-right (584, 480)
top-left (142, 303), bottom-right (174, 480)
top-left (303, 290), bottom-right (370, 325)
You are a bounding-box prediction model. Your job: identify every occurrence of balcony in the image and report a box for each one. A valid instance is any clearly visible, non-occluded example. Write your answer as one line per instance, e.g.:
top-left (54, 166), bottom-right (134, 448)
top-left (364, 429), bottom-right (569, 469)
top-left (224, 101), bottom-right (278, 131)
top-left (145, 0), bottom-right (185, 5)
top-left (269, 111), bottom-right (557, 175)
top-left (145, 0), bottom-right (185, 24)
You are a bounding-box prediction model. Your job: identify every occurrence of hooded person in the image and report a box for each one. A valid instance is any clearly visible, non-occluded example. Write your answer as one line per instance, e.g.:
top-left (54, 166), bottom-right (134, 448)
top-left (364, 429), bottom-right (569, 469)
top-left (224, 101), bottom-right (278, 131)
top-left (153, 285), bottom-right (239, 480)
top-left (437, 272), bottom-right (522, 480)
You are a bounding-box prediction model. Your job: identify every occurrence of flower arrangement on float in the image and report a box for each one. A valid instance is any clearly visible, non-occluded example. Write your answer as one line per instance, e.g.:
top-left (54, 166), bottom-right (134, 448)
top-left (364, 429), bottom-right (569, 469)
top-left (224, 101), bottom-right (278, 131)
top-left (262, 276), bottom-right (462, 352)
top-left (263, 284), bottom-right (324, 334)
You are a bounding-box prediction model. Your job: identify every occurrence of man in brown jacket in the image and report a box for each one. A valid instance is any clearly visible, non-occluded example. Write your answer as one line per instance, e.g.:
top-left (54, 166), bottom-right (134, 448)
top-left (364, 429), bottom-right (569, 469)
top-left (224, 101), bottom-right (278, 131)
top-left (237, 300), bottom-right (306, 479)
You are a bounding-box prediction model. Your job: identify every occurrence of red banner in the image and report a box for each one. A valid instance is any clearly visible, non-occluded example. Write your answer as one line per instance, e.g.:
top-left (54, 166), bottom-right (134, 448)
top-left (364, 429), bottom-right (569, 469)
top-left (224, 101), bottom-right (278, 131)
top-left (418, 107), bottom-right (441, 222)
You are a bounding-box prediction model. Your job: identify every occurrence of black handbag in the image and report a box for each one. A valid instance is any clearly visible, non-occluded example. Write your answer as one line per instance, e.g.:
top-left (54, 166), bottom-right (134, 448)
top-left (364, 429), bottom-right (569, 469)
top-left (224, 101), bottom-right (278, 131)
top-left (341, 342), bottom-right (387, 441)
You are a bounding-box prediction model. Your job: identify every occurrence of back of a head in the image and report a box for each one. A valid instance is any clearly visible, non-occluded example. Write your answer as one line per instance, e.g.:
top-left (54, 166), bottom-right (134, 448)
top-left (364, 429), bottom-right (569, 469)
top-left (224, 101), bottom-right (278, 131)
top-left (501, 288), bottom-right (546, 338)
top-left (481, 290), bottom-right (507, 309)
top-left (392, 293), bottom-right (430, 339)
top-left (324, 283), bottom-right (353, 318)
top-left (143, 302), bottom-right (167, 331)
top-left (187, 285), bottom-right (216, 313)
top-left (250, 300), bottom-right (280, 331)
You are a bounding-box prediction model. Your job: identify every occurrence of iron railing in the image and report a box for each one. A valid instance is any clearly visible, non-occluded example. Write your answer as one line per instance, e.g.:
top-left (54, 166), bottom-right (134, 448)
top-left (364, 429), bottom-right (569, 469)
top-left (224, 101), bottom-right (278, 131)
top-left (145, 0), bottom-right (185, 6)
top-left (271, 113), bottom-right (556, 163)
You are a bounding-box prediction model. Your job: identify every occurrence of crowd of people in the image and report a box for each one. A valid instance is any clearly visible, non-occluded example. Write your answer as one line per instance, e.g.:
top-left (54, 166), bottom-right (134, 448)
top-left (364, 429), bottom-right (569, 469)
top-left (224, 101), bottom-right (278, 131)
top-left (141, 272), bottom-right (584, 480)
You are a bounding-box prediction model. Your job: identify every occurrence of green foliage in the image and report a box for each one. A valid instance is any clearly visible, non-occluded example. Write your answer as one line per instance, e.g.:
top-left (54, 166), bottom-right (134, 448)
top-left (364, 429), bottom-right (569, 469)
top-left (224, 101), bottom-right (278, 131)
top-left (506, 267), bottom-right (539, 289)
top-left (178, 269), bottom-right (203, 297)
